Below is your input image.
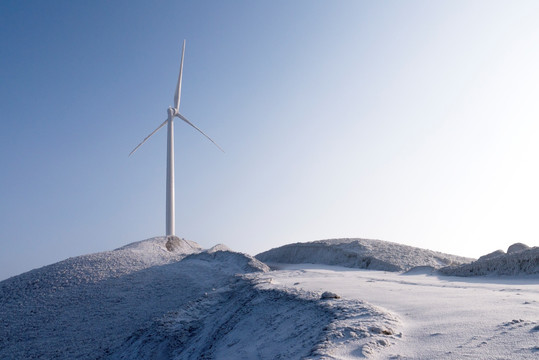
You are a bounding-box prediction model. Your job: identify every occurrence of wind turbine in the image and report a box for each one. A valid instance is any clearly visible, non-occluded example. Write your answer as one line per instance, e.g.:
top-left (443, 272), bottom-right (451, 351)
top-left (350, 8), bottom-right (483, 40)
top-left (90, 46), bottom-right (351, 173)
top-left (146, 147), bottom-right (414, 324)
top-left (129, 40), bottom-right (223, 237)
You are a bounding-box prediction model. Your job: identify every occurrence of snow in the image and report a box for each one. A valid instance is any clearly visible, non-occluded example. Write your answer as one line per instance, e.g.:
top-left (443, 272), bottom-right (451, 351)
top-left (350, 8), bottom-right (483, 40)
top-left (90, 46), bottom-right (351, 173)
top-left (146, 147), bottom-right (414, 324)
top-left (477, 243), bottom-right (533, 262)
top-left (206, 243), bottom-right (232, 253)
top-left (0, 237), bottom-right (268, 359)
top-left (508, 243), bottom-right (531, 254)
top-left (441, 246), bottom-right (539, 276)
top-left (1, 236), bottom-right (538, 359)
top-left (108, 273), bottom-right (401, 360)
top-left (256, 238), bottom-right (474, 272)
top-left (478, 249), bottom-right (506, 261)
top-left (110, 277), bottom-right (332, 359)
top-left (261, 264), bottom-right (539, 359)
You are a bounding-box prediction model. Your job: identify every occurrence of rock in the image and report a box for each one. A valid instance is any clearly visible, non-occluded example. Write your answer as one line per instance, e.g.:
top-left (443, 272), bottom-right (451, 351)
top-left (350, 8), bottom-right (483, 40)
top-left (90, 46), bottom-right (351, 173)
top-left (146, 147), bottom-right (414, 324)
top-left (369, 326), bottom-right (394, 335)
top-left (165, 236), bottom-right (182, 252)
top-left (321, 291), bottom-right (341, 300)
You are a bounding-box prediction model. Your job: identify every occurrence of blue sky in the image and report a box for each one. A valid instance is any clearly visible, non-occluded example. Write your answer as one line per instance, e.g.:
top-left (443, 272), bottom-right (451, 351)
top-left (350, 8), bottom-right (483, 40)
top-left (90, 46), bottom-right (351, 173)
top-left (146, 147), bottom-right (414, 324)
top-left (1, 1), bottom-right (539, 280)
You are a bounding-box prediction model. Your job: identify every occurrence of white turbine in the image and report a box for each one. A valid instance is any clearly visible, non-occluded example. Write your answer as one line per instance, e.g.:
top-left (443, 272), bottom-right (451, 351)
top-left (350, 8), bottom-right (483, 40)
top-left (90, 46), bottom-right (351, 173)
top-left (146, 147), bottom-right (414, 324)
top-left (129, 40), bottom-right (223, 236)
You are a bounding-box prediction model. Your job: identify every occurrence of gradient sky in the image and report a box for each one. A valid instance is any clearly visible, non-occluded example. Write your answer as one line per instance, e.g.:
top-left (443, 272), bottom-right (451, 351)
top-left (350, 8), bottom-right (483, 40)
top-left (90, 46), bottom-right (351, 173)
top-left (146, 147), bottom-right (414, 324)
top-left (1, 1), bottom-right (539, 280)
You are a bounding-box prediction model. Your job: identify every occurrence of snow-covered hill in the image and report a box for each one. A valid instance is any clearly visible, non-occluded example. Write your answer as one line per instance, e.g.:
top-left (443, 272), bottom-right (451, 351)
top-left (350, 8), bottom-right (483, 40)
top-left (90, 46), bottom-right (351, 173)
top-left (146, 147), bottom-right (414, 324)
top-left (256, 238), bottom-right (474, 272)
top-left (0, 237), bottom-right (269, 359)
top-left (440, 244), bottom-right (539, 276)
top-left (0, 236), bottom-right (400, 359)
top-left (2, 236), bottom-right (537, 359)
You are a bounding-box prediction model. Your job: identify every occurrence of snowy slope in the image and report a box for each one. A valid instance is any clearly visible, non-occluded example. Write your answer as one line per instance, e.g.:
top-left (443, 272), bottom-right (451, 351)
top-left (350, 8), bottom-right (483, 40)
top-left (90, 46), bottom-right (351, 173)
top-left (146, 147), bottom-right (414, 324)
top-left (3, 236), bottom-right (202, 287)
top-left (256, 238), bottom-right (473, 272)
top-left (0, 237), bottom-right (267, 359)
top-left (110, 275), bottom-right (401, 360)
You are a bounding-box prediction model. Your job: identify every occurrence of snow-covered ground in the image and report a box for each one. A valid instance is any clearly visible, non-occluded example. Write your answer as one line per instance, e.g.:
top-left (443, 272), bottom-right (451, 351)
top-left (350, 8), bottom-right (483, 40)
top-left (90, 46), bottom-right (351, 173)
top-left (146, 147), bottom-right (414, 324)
top-left (109, 276), bottom-right (400, 360)
top-left (258, 264), bottom-right (539, 359)
top-left (1, 236), bottom-right (538, 359)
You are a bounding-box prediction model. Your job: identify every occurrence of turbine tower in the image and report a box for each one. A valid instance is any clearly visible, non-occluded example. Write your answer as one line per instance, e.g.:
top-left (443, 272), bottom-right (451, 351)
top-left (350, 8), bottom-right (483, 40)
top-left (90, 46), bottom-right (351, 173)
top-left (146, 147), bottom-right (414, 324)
top-left (129, 40), bottom-right (223, 236)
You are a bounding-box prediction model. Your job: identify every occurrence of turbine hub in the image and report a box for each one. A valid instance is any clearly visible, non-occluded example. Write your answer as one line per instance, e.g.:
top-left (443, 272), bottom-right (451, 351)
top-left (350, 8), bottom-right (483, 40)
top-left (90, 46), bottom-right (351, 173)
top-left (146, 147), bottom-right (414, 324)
top-left (167, 107), bottom-right (177, 118)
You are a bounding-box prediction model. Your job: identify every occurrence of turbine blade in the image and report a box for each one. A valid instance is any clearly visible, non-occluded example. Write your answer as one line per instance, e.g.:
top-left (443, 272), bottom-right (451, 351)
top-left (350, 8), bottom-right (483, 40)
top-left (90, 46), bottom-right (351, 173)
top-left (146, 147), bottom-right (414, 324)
top-left (176, 113), bottom-right (225, 153)
top-left (173, 40), bottom-right (186, 111)
top-left (129, 119), bottom-right (168, 156)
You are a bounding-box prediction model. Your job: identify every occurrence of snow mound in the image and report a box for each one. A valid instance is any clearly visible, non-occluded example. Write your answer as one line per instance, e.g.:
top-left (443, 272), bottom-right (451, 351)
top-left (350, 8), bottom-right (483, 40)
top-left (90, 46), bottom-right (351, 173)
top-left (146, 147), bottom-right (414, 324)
top-left (117, 235), bottom-right (201, 254)
top-left (111, 275), bottom-right (401, 360)
top-left (109, 278), bottom-right (330, 359)
top-left (478, 249), bottom-right (505, 261)
top-left (0, 238), bottom-right (266, 359)
top-left (507, 242), bottom-right (530, 254)
top-left (440, 246), bottom-right (539, 276)
top-left (206, 243), bottom-right (231, 253)
top-left (256, 238), bottom-right (473, 272)
top-left (183, 249), bottom-right (271, 273)
top-left (252, 274), bottom-right (402, 359)
top-left (2, 236), bottom-right (200, 289)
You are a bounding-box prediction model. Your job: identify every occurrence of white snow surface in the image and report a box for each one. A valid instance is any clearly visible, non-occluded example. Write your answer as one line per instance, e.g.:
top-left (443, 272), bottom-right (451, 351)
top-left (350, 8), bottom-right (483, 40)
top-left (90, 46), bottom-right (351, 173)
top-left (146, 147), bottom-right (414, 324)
top-left (256, 238), bottom-right (474, 272)
top-left (2, 236), bottom-right (538, 359)
top-left (110, 276), bottom-right (400, 360)
top-left (262, 264), bottom-right (539, 359)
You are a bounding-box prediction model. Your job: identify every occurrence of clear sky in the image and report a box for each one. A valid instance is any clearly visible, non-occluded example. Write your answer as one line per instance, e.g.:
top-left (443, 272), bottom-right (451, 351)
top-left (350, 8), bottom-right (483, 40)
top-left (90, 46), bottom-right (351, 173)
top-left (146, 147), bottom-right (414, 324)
top-left (1, 0), bottom-right (539, 280)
